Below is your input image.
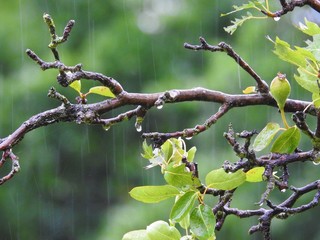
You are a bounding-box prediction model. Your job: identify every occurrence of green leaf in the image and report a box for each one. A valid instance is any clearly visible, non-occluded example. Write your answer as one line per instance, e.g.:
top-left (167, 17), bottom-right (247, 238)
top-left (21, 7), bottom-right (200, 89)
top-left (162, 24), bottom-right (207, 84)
top-left (164, 163), bottom-right (201, 188)
top-left (88, 86), bottom-right (115, 98)
top-left (122, 230), bottom-right (150, 240)
top-left (223, 12), bottom-right (255, 35)
top-left (169, 138), bottom-right (185, 163)
top-left (187, 146), bottom-right (197, 162)
top-left (170, 191), bottom-right (198, 222)
top-left (221, 1), bottom-right (263, 16)
top-left (273, 37), bottom-right (309, 68)
top-left (246, 167), bottom-right (265, 182)
top-left (312, 92), bottom-right (320, 108)
top-left (205, 169), bottom-right (246, 190)
top-left (179, 213), bottom-right (190, 230)
top-left (271, 35), bottom-right (319, 93)
top-left (161, 140), bottom-right (174, 162)
top-left (146, 221), bottom-right (181, 240)
top-left (297, 19), bottom-right (320, 36)
top-left (305, 34), bottom-right (320, 61)
top-left (294, 66), bottom-right (319, 93)
top-left (242, 86), bottom-right (256, 94)
top-left (141, 140), bottom-right (154, 160)
top-left (69, 80), bottom-right (81, 94)
top-left (129, 185), bottom-right (179, 203)
top-left (253, 122), bottom-right (280, 151)
top-left (190, 204), bottom-right (216, 240)
top-left (271, 126), bottom-right (301, 154)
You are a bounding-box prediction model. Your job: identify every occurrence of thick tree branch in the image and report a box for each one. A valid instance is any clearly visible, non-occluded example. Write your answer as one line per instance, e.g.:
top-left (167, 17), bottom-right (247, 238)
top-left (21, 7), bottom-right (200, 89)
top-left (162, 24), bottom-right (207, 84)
top-left (2, 11), bottom-right (320, 240)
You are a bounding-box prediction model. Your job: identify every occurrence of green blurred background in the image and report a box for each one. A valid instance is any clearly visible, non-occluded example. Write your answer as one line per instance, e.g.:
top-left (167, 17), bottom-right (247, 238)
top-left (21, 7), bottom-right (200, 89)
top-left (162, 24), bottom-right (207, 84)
top-left (0, 0), bottom-right (320, 239)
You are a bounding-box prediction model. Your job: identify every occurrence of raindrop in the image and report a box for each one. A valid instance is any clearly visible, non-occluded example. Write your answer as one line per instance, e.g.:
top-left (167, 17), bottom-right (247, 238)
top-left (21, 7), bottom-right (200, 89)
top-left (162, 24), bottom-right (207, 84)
top-left (273, 17), bottom-right (281, 21)
top-left (156, 104), bottom-right (163, 110)
top-left (76, 118), bottom-right (82, 124)
top-left (169, 90), bottom-right (179, 99)
top-left (102, 124), bottom-right (111, 131)
top-left (313, 161), bottom-right (320, 165)
top-left (135, 122), bottom-right (142, 132)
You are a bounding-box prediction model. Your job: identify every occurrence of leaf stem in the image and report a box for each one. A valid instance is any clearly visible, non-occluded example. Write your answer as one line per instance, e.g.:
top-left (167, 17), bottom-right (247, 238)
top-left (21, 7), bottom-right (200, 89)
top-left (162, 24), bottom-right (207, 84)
top-left (280, 108), bottom-right (290, 129)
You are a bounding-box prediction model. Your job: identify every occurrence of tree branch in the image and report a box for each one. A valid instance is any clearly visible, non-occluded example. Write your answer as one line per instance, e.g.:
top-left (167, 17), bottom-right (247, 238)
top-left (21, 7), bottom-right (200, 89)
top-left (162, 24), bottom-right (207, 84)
top-left (263, 0), bottom-right (320, 17)
top-left (184, 37), bottom-right (269, 93)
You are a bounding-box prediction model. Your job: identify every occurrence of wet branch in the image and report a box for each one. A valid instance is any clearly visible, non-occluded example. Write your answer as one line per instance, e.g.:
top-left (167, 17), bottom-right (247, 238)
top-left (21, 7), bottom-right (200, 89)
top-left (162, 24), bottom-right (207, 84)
top-left (184, 37), bottom-right (269, 93)
top-left (1, 11), bottom-right (320, 240)
top-left (262, 0), bottom-right (320, 17)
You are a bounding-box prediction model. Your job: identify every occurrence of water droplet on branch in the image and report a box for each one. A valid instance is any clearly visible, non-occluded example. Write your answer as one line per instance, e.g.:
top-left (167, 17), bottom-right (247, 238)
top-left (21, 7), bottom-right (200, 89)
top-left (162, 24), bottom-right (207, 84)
top-left (313, 161), bottom-right (320, 165)
top-left (102, 124), bottom-right (111, 131)
top-left (273, 17), bottom-right (280, 22)
top-left (135, 122), bottom-right (142, 132)
top-left (156, 104), bottom-right (163, 110)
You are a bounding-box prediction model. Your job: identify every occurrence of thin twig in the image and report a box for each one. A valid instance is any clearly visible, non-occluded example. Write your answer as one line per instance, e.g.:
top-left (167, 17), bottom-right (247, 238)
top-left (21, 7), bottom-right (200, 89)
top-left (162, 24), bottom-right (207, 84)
top-left (184, 37), bottom-right (269, 93)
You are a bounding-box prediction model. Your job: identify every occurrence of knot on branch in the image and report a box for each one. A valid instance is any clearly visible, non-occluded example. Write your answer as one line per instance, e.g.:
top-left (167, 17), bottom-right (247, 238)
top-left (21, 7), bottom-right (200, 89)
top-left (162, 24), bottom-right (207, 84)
top-left (48, 87), bottom-right (71, 106)
top-left (224, 124), bottom-right (257, 161)
top-left (0, 150), bottom-right (20, 185)
top-left (154, 90), bottom-right (180, 109)
top-left (75, 109), bottom-right (100, 125)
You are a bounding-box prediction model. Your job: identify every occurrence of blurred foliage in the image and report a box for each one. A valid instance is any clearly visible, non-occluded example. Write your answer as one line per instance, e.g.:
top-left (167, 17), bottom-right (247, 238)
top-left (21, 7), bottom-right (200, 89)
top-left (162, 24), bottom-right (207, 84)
top-left (0, 0), bottom-right (320, 239)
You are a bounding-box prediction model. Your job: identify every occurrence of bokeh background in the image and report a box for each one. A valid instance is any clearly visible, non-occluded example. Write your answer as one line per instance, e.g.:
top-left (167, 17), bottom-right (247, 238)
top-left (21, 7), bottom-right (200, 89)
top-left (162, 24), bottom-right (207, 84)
top-left (0, 0), bottom-right (319, 239)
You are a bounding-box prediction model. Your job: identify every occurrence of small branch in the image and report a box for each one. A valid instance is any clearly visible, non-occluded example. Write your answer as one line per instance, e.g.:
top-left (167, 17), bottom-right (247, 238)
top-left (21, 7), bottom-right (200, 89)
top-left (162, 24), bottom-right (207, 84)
top-left (47, 87), bottom-right (71, 106)
top-left (263, 0), bottom-right (320, 17)
top-left (258, 151), bottom-right (313, 166)
top-left (293, 111), bottom-right (315, 140)
top-left (92, 106), bottom-right (147, 131)
top-left (142, 103), bottom-right (231, 144)
top-left (26, 49), bottom-right (124, 95)
top-left (0, 150), bottom-right (20, 185)
top-left (43, 13), bottom-right (75, 61)
top-left (184, 37), bottom-right (269, 93)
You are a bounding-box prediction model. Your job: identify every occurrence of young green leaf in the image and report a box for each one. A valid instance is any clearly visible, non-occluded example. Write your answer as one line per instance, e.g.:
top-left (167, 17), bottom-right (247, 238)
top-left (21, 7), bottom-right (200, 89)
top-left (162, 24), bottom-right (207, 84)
top-left (129, 185), bottom-right (179, 203)
top-left (221, 2), bottom-right (256, 16)
top-left (69, 80), bottom-right (81, 94)
top-left (88, 86), bottom-right (115, 98)
top-left (163, 163), bottom-right (201, 187)
top-left (170, 191), bottom-right (198, 223)
top-left (271, 35), bottom-right (319, 93)
top-left (187, 146), bottom-right (197, 162)
top-left (312, 92), bottom-right (320, 108)
top-left (141, 140), bottom-right (154, 160)
top-left (161, 140), bottom-right (174, 162)
top-left (242, 86), bottom-right (256, 94)
top-left (205, 169), bottom-right (246, 190)
top-left (146, 221), bottom-right (181, 240)
top-left (253, 122), bottom-right (280, 151)
top-left (164, 163), bottom-right (201, 188)
top-left (179, 213), bottom-right (190, 230)
top-left (271, 126), bottom-right (301, 154)
top-left (122, 230), bottom-right (150, 240)
top-left (273, 37), bottom-right (309, 68)
top-left (190, 204), bottom-right (216, 240)
top-left (297, 19), bottom-right (320, 36)
top-left (223, 12), bottom-right (255, 35)
top-left (305, 34), bottom-right (320, 61)
top-left (246, 167), bottom-right (265, 182)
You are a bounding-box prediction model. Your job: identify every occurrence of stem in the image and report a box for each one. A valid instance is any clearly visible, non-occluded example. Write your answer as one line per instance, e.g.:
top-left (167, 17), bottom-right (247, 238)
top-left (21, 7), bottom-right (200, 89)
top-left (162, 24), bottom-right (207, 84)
top-left (280, 108), bottom-right (290, 129)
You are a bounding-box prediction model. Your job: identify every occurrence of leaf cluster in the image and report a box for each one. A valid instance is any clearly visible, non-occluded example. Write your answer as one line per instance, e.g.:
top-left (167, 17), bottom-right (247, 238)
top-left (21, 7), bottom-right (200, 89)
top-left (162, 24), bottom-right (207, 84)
top-left (125, 138), bottom-right (265, 239)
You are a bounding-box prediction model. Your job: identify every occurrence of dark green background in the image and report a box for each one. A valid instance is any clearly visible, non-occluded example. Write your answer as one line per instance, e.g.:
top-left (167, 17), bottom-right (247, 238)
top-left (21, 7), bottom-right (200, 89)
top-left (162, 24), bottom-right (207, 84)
top-left (0, 1), bottom-right (319, 239)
